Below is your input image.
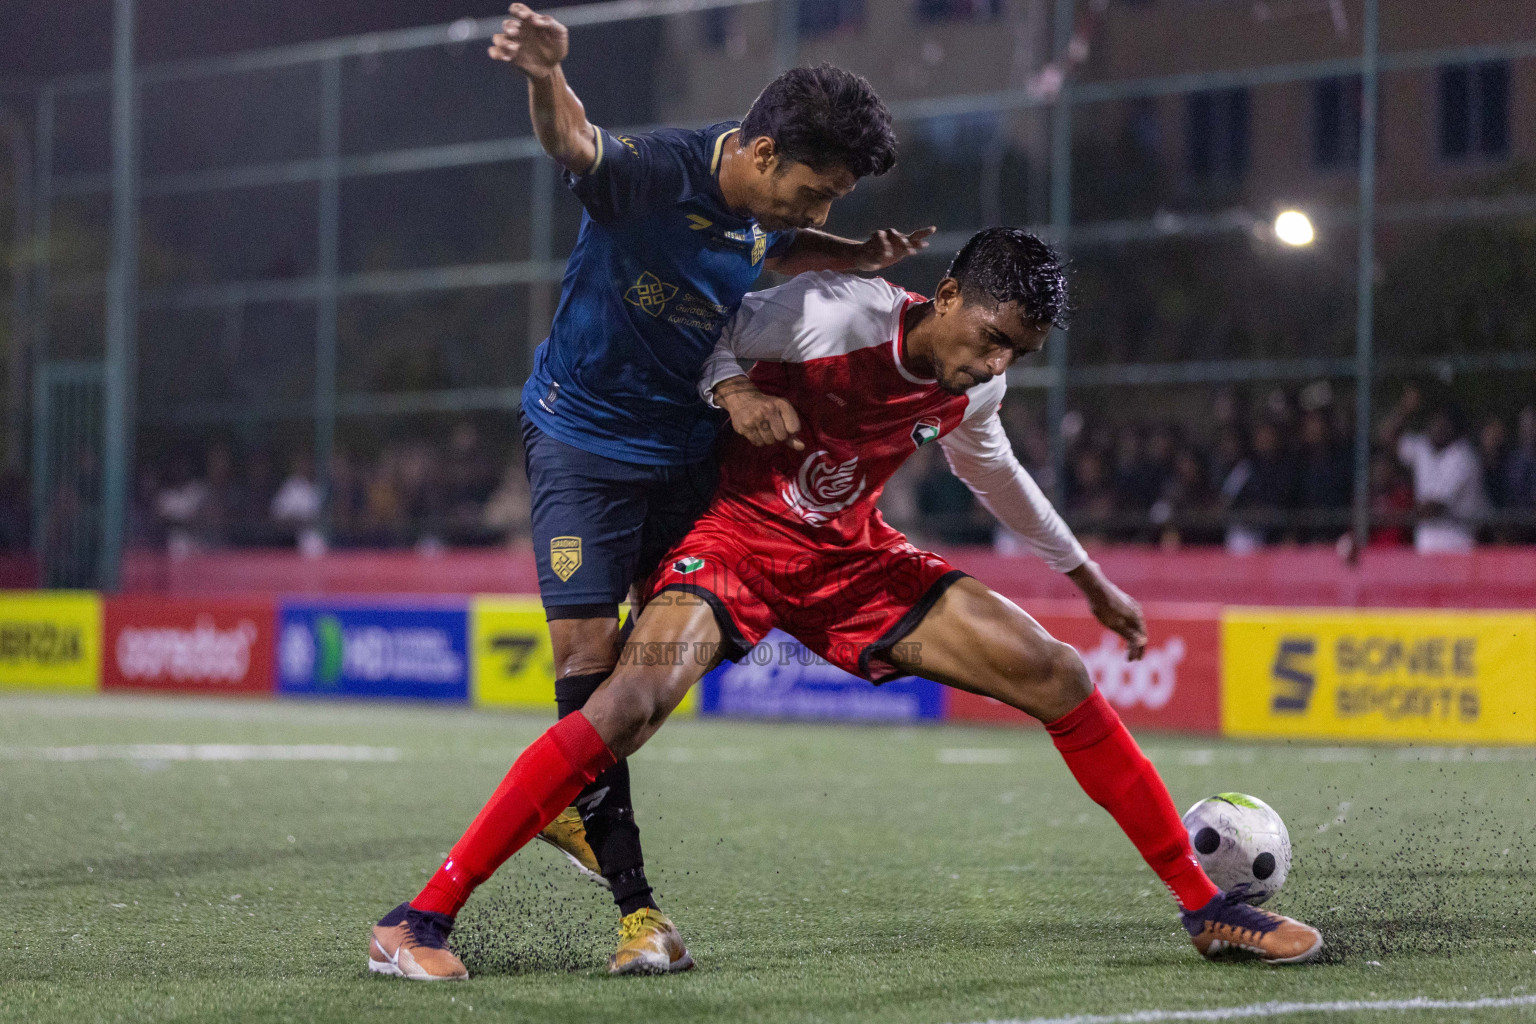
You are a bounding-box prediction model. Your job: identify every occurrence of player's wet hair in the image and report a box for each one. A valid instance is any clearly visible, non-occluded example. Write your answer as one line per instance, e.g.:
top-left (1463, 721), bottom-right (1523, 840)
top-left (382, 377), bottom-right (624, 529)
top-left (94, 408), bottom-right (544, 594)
top-left (740, 64), bottom-right (897, 179)
top-left (946, 228), bottom-right (1070, 332)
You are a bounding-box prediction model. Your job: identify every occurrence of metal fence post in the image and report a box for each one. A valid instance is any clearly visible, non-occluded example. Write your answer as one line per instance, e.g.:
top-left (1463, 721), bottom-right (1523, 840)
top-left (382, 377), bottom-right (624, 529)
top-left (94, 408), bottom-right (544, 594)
top-left (774, 0), bottom-right (798, 71)
top-left (1351, 0), bottom-right (1379, 552)
top-left (100, 0), bottom-right (139, 590)
top-left (315, 57), bottom-right (342, 532)
top-left (28, 85), bottom-right (52, 561)
top-left (2, 106), bottom-right (32, 476)
top-left (1046, 0), bottom-right (1074, 506)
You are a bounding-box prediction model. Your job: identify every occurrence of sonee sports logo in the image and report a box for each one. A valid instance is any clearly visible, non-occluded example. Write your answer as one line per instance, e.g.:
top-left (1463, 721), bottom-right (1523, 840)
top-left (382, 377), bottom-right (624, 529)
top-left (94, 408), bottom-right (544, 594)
top-left (911, 417), bottom-right (941, 448)
top-left (1270, 637), bottom-right (1317, 713)
top-left (673, 556), bottom-right (705, 575)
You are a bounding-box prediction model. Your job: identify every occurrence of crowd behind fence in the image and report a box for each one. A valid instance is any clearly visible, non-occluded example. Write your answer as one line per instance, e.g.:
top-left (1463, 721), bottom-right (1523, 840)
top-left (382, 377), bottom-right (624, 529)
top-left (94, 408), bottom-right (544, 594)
top-left (5, 382), bottom-right (1524, 564)
top-left (4, 0), bottom-right (1536, 589)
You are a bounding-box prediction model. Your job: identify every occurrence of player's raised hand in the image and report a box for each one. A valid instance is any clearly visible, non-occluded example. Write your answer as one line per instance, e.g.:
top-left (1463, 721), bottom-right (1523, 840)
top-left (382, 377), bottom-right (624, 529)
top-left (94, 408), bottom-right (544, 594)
top-left (714, 377), bottom-right (805, 452)
top-left (489, 3), bottom-right (569, 79)
top-left (1067, 561), bottom-right (1148, 661)
top-left (852, 226), bottom-right (936, 272)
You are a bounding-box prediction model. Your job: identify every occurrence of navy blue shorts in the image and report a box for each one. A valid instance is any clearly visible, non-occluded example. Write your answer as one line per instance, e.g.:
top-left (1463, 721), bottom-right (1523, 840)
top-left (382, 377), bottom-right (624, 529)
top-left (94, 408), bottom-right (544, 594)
top-left (521, 408), bottom-right (718, 618)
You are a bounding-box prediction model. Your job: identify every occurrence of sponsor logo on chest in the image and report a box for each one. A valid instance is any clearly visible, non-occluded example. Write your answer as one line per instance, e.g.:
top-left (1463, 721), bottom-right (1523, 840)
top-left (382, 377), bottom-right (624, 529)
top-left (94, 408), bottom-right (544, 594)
top-left (780, 449), bottom-right (867, 526)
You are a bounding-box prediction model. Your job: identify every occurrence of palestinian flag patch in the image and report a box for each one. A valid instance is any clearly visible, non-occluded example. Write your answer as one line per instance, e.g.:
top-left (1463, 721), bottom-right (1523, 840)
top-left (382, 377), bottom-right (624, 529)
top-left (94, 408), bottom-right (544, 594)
top-left (673, 556), bottom-right (705, 575)
top-left (911, 417), bottom-right (941, 448)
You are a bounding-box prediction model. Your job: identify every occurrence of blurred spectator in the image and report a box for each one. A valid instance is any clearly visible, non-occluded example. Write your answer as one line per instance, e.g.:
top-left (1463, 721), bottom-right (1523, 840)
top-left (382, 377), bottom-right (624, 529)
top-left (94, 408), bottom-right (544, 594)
top-left (1382, 389), bottom-right (1486, 553)
top-left (482, 463), bottom-right (533, 543)
top-left (199, 444), bottom-right (245, 548)
top-left (155, 457), bottom-right (209, 557)
top-left (1367, 452), bottom-right (1414, 548)
top-left (1505, 406), bottom-right (1536, 542)
top-left (271, 453), bottom-right (324, 555)
top-left (1151, 447), bottom-right (1218, 547)
top-left (1112, 427), bottom-right (1162, 514)
top-left (1066, 447), bottom-right (1117, 543)
top-left (913, 442), bottom-right (992, 545)
top-left (1295, 410), bottom-right (1351, 539)
top-left (1221, 421), bottom-right (1298, 551)
top-left (1479, 415), bottom-right (1510, 511)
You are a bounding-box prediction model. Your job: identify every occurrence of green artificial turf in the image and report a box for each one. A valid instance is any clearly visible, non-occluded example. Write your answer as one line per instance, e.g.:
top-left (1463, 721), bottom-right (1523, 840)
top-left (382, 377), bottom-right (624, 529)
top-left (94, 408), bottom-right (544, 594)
top-left (2, 693), bottom-right (1535, 1023)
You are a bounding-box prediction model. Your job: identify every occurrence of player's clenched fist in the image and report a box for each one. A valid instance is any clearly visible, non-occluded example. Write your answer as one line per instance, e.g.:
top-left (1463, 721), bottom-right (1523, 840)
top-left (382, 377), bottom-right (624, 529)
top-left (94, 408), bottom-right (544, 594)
top-left (489, 3), bottom-right (568, 79)
top-left (713, 376), bottom-right (805, 452)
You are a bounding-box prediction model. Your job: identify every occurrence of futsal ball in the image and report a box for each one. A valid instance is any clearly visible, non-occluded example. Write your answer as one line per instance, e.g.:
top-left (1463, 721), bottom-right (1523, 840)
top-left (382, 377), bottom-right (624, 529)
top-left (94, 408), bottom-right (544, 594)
top-left (1181, 793), bottom-right (1291, 905)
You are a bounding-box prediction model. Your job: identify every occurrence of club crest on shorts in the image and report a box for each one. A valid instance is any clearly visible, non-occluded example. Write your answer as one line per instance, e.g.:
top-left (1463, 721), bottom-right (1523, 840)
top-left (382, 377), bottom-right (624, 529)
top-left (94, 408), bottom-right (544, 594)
top-left (673, 555), bottom-right (705, 575)
top-left (911, 417), bottom-right (941, 448)
top-left (550, 536), bottom-right (582, 582)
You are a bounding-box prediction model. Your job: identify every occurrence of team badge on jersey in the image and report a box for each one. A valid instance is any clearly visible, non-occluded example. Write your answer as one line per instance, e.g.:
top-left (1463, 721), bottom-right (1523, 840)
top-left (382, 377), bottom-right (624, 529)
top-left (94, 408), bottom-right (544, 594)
top-left (911, 417), bottom-right (941, 448)
top-left (625, 272), bottom-right (679, 317)
top-left (673, 556), bottom-right (705, 574)
top-left (781, 450), bottom-right (867, 526)
top-left (550, 536), bottom-right (583, 582)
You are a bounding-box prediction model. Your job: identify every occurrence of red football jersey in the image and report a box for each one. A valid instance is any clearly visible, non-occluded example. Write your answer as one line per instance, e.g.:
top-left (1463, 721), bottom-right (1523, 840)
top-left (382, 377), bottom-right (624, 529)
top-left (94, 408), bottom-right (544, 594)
top-left (700, 272), bottom-right (1049, 546)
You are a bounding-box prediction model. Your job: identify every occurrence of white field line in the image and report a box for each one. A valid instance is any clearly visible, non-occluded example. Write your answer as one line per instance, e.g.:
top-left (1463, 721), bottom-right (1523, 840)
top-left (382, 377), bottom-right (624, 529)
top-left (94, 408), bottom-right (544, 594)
top-left (0, 744), bottom-right (400, 762)
top-left (959, 993), bottom-right (1536, 1024)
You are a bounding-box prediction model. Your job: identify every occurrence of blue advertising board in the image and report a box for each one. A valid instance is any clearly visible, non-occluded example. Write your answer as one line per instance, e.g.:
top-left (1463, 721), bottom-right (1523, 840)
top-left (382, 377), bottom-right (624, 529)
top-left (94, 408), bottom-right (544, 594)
top-left (699, 630), bottom-right (942, 722)
top-left (277, 600), bottom-right (469, 702)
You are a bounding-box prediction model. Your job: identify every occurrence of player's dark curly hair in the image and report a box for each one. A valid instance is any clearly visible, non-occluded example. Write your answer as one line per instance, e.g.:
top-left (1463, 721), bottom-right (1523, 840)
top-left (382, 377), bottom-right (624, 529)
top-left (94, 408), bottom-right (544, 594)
top-left (740, 64), bottom-right (897, 179)
top-left (946, 227), bottom-right (1070, 331)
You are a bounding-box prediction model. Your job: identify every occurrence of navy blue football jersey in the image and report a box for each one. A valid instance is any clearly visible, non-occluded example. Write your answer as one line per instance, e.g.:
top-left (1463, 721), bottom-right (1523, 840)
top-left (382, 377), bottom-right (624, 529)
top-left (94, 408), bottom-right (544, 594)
top-left (521, 120), bottom-right (797, 465)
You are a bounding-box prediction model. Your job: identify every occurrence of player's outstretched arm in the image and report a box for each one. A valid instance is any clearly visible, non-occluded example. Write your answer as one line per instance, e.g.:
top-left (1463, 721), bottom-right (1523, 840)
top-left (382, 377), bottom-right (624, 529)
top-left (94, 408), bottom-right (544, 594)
top-left (765, 226), bottom-right (936, 275)
top-left (1065, 560), bottom-right (1148, 660)
top-left (489, 3), bottom-right (597, 174)
top-left (940, 405), bottom-right (1146, 659)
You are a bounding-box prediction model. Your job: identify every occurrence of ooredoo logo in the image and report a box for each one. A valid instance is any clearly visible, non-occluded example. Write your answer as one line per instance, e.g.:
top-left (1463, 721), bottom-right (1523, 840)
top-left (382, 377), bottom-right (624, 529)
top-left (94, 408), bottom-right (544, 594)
top-left (115, 617), bottom-right (258, 684)
top-left (1082, 632), bottom-right (1185, 710)
top-left (104, 598), bottom-right (275, 694)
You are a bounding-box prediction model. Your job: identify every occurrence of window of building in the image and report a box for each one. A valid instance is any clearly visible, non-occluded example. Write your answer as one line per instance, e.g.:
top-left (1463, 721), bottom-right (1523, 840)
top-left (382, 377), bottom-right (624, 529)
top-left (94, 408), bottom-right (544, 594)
top-left (1440, 61), bottom-right (1510, 161)
top-left (701, 8), bottom-right (732, 48)
top-left (914, 0), bottom-right (1002, 24)
top-left (1186, 87), bottom-right (1250, 182)
top-left (798, 0), bottom-right (865, 37)
top-left (1312, 75), bottom-right (1362, 169)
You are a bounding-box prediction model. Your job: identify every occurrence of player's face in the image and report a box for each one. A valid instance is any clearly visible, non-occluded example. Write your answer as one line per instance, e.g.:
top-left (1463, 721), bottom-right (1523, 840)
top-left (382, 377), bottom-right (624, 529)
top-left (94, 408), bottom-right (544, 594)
top-left (926, 284), bottom-right (1048, 396)
top-left (750, 153), bottom-right (858, 231)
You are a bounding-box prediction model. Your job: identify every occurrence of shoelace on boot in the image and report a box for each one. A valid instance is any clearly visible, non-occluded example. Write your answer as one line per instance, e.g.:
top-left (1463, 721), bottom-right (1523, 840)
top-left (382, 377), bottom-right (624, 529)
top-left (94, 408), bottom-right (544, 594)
top-left (402, 907), bottom-right (454, 950)
top-left (1183, 889), bottom-right (1283, 939)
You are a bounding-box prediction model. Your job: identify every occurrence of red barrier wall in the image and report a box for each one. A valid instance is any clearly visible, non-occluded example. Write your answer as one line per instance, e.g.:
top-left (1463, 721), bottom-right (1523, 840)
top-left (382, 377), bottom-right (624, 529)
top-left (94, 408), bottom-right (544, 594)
top-left (123, 545), bottom-right (1536, 608)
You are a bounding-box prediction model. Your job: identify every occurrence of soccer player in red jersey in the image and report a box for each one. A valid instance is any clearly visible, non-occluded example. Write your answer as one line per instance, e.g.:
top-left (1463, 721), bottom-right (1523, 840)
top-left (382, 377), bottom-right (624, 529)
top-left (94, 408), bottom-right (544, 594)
top-left (373, 229), bottom-right (1322, 977)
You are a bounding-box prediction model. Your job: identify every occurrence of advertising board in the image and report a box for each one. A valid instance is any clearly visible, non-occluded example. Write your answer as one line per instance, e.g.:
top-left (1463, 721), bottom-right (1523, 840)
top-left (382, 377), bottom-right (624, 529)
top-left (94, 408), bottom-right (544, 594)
top-left (1222, 609), bottom-right (1536, 744)
top-left (0, 591), bottom-right (101, 691)
top-left (277, 600), bottom-right (469, 702)
top-left (104, 596), bottom-right (275, 695)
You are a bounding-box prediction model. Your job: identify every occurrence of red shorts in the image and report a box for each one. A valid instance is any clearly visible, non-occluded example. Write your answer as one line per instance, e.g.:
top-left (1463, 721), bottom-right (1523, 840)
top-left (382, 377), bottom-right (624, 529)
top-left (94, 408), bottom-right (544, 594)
top-left (645, 510), bottom-right (965, 682)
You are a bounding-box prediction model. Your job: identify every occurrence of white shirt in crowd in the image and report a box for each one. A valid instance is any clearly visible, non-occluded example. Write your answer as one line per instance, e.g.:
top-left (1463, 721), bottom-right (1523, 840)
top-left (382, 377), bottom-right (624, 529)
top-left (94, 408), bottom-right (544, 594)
top-left (1397, 432), bottom-right (1486, 553)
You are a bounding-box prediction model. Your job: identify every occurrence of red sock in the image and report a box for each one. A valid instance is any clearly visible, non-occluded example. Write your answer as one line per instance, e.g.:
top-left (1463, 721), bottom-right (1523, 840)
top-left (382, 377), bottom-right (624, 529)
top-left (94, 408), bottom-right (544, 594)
top-left (413, 712), bottom-right (617, 917)
top-left (1046, 689), bottom-right (1220, 911)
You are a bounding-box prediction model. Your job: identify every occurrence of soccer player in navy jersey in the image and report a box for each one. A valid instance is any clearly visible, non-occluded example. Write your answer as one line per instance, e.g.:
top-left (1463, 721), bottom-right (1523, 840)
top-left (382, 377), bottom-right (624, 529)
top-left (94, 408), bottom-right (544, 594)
top-left (366, 4), bottom-right (933, 978)
top-left (369, 230), bottom-right (1323, 981)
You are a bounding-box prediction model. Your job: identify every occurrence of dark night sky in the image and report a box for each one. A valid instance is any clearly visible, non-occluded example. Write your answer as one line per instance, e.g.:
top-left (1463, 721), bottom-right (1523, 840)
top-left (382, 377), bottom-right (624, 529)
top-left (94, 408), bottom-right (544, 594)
top-left (2, 0), bottom-right (523, 80)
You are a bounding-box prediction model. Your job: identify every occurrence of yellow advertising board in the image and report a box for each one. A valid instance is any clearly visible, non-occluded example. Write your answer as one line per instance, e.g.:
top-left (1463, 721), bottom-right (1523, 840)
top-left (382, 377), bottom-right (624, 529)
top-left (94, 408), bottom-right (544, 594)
top-left (0, 591), bottom-right (103, 692)
top-left (470, 597), bottom-right (696, 717)
top-left (1223, 609), bottom-right (1536, 744)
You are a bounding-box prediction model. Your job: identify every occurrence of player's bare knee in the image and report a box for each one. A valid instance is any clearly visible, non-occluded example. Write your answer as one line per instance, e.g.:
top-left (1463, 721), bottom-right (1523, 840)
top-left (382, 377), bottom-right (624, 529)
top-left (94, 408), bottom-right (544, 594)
top-left (1045, 640), bottom-right (1092, 711)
